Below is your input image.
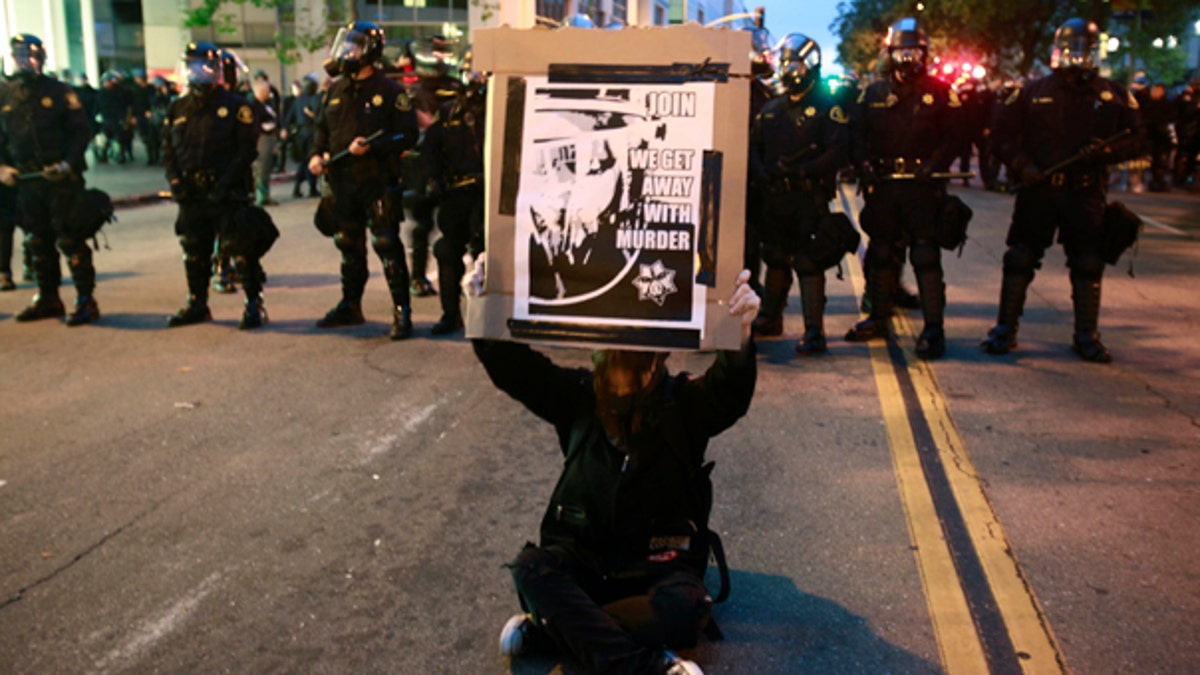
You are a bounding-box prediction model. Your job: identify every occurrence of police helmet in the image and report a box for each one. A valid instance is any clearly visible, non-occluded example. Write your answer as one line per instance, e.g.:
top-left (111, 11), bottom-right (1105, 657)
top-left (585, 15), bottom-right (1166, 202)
top-left (885, 17), bottom-right (928, 81)
top-left (1051, 18), bottom-right (1100, 72)
top-left (778, 33), bottom-right (821, 96)
top-left (11, 34), bottom-right (47, 79)
top-left (219, 49), bottom-right (247, 90)
top-left (180, 41), bottom-right (222, 90)
top-left (746, 27), bottom-right (774, 79)
top-left (330, 21), bottom-right (385, 77)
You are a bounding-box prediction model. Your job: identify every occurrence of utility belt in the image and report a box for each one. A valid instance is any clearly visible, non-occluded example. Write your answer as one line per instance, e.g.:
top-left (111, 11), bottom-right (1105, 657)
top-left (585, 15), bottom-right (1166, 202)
top-left (183, 170), bottom-right (220, 189)
top-left (1044, 170), bottom-right (1103, 190)
top-left (769, 175), bottom-right (829, 193)
top-left (874, 156), bottom-right (928, 177)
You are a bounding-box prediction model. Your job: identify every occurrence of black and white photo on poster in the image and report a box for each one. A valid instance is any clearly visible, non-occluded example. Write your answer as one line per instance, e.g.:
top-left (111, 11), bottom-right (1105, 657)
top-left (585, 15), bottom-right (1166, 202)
top-left (513, 78), bottom-right (714, 333)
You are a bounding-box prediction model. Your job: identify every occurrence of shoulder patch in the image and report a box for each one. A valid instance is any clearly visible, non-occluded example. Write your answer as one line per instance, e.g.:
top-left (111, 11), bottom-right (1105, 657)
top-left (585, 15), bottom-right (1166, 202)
top-left (66, 92), bottom-right (82, 110)
top-left (1100, 90), bottom-right (1114, 102)
top-left (1127, 90), bottom-right (1139, 110)
top-left (41, 96), bottom-right (54, 108)
top-left (372, 93), bottom-right (383, 107)
top-left (1005, 89), bottom-right (1021, 106)
top-left (237, 105), bottom-right (254, 124)
top-left (829, 105), bottom-right (848, 124)
top-left (396, 91), bottom-right (412, 112)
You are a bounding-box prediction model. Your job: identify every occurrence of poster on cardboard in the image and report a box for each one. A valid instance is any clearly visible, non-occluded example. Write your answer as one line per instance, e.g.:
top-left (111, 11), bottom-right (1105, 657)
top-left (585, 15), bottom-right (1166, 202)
top-left (512, 77), bottom-right (715, 335)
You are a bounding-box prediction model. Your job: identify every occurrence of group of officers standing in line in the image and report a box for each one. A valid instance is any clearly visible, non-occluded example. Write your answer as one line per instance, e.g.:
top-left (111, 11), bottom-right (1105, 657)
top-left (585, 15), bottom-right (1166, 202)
top-left (747, 16), bottom-right (1143, 363)
top-left (2, 16), bottom-right (1147, 364)
top-left (0, 22), bottom-right (485, 340)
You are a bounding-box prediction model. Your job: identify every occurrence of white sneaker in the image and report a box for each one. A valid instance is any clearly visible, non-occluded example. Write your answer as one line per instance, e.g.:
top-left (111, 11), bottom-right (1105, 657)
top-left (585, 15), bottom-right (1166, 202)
top-left (499, 613), bottom-right (534, 657)
top-left (663, 649), bottom-right (703, 675)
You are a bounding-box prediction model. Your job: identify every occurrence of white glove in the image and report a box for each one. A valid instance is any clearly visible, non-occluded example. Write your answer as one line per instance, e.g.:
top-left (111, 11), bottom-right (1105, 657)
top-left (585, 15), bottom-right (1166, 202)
top-left (463, 257), bottom-right (486, 297)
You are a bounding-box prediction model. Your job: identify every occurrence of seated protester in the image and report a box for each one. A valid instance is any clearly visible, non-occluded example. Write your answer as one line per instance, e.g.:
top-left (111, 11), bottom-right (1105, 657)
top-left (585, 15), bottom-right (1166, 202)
top-left (469, 263), bottom-right (760, 675)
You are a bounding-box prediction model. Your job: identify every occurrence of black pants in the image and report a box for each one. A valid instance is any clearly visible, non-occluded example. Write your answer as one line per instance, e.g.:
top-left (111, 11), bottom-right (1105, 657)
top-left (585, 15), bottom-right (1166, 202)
top-left (18, 178), bottom-right (92, 299)
top-left (433, 184), bottom-right (483, 319)
top-left (859, 181), bottom-right (945, 325)
top-left (409, 194), bottom-right (437, 281)
top-left (0, 216), bottom-right (14, 276)
top-left (175, 196), bottom-right (263, 303)
top-left (329, 176), bottom-right (410, 308)
top-left (509, 545), bottom-right (710, 675)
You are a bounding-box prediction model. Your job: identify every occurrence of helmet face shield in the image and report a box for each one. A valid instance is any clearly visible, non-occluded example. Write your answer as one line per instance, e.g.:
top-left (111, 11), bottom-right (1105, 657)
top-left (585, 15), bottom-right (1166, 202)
top-left (1051, 18), bottom-right (1100, 71)
top-left (329, 22), bottom-right (383, 76)
top-left (779, 34), bottom-right (820, 95)
top-left (180, 55), bottom-right (221, 88)
top-left (12, 44), bottom-right (44, 76)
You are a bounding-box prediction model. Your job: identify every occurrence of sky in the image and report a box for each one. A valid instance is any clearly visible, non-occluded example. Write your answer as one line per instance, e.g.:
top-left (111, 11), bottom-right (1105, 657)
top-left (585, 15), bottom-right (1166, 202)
top-left (750, 0), bottom-right (846, 75)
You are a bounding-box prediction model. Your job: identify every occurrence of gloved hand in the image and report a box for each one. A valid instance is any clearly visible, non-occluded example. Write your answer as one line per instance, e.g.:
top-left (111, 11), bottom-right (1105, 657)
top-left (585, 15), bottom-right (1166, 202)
top-left (913, 164), bottom-right (934, 184)
top-left (1079, 137), bottom-right (1110, 163)
top-left (0, 165), bottom-right (17, 187)
top-left (1019, 163), bottom-right (1044, 185)
top-left (42, 161), bottom-right (71, 182)
top-left (857, 161), bottom-right (878, 187)
top-left (169, 180), bottom-right (188, 202)
top-left (462, 257), bottom-right (486, 297)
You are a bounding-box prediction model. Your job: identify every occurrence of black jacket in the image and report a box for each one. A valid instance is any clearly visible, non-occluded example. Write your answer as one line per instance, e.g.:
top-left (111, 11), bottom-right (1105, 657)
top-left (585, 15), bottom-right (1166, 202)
top-left (474, 339), bottom-right (756, 579)
top-left (0, 76), bottom-right (92, 173)
top-left (850, 73), bottom-right (963, 172)
top-left (162, 87), bottom-right (259, 192)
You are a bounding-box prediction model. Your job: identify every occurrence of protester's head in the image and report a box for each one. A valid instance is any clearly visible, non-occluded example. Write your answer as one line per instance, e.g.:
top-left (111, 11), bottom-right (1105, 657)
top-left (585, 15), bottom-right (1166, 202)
top-left (591, 349), bottom-right (668, 421)
top-left (1149, 83), bottom-right (1167, 101)
top-left (253, 79), bottom-right (271, 103)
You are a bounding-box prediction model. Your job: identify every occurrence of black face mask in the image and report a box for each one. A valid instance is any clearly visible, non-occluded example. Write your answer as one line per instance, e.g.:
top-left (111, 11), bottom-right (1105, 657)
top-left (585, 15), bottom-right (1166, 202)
top-left (339, 57), bottom-right (362, 77)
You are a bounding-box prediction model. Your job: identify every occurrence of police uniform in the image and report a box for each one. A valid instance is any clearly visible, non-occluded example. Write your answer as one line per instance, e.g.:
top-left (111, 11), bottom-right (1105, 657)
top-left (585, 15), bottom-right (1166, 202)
top-left (424, 85), bottom-right (485, 334)
top-left (749, 86), bottom-right (848, 353)
top-left (0, 68), bottom-right (97, 324)
top-left (986, 68), bottom-right (1142, 361)
top-left (848, 64), bottom-right (963, 356)
top-left (162, 84), bottom-right (262, 327)
top-left (311, 68), bottom-right (419, 335)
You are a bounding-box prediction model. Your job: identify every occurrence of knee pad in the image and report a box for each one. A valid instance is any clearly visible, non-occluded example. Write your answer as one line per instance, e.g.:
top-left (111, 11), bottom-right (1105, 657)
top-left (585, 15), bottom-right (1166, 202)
top-left (371, 230), bottom-right (402, 259)
top-left (760, 243), bottom-right (791, 269)
top-left (333, 228), bottom-right (365, 254)
top-left (1068, 253), bottom-right (1105, 280)
top-left (865, 240), bottom-right (897, 270)
top-left (1002, 245), bottom-right (1042, 274)
top-left (178, 233), bottom-right (209, 258)
top-left (909, 241), bottom-right (941, 272)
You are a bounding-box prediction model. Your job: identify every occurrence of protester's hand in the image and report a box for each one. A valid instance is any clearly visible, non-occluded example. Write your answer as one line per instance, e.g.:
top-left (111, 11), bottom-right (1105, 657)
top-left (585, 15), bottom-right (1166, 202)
top-left (726, 269), bottom-right (761, 348)
top-left (308, 153), bottom-right (326, 176)
top-left (1019, 163), bottom-right (1044, 186)
top-left (0, 165), bottom-right (19, 187)
top-left (348, 136), bottom-right (370, 156)
top-left (463, 256), bottom-right (486, 298)
top-left (42, 161), bottom-right (71, 182)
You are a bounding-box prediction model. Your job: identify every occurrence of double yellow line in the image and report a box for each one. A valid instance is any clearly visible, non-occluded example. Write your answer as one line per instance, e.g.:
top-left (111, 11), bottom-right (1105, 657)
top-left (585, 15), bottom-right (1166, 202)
top-left (836, 186), bottom-right (1069, 675)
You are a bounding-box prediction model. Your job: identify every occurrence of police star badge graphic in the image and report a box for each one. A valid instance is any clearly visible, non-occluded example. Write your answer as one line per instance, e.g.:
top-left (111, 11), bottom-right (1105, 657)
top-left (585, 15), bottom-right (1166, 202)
top-left (632, 260), bottom-right (678, 306)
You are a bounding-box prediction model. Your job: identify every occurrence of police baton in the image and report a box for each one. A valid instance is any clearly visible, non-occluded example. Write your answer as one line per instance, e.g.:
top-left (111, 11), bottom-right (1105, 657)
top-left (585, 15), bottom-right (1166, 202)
top-left (884, 171), bottom-right (976, 181)
top-left (321, 129), bottom-right (388, 167)
top-left (1014, 128), bottom-right (1133, 189)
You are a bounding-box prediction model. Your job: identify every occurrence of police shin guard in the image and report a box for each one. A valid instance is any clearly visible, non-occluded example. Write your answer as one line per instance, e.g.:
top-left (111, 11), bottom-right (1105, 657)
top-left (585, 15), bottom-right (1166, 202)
top-left (64, 243), bottom-right (101, 326)
top-left (380, 256), bottom-right (413, 340)
top-left (846, 256), bottom-right (894, 342)
top-left (15, 236), bottom-right (65, 322)
top-left (982, 270), bottom-right (1033, 355)
top-left (1070, 275), bottom-right (1111, 363)
top-left (912, 245), bottom-right (946, 360)
top-left (751, 267), bottom-right (791, 337)
top-left (169, 254), bottom-right (213, 327)
top-left (795, 274), bottom-right (827, 355)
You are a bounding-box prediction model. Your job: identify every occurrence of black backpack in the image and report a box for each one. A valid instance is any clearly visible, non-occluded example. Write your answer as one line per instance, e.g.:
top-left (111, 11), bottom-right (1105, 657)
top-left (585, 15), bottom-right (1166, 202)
top-left (68, 188), bottom-right (116, 242)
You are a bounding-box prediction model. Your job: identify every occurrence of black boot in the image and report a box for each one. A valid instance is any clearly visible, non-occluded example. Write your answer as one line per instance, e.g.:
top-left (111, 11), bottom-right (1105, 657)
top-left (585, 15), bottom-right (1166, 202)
top-left (795, 274), bottom-right (827, 355)
top-left (239, 295), bottom-right (267, 330)
top-left (316, 299), bottom-right (365, 328)
top-left (751, 267), bottom-right (792, 337)
top-left (1071, 277), bottom-right (1112, 363)
top-left (430, 312), bottom-right (464, 336)
top-left (66, 295), bottom-right (100, 326)
top-left (167, 295), bottom-right (212, 327)
top-left (213, 255), bottom-right (237, 293)
top-left (982, 269), bottom-right (1033, 355)
top-left (0, 272), bottom-right (14, 291)
top-left (390, 305), bottom-right (413, 340)
top-left (847, 259), bottom-right (895, 342)
top-left (914, 263), bottom-right (946, 360)
top-left (15, 292), bottom-right (65, 321)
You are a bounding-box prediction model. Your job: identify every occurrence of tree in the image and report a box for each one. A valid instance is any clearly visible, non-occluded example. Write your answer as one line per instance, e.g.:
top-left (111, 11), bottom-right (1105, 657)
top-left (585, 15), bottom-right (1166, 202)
top-left (183, 0), bottom-right (347, 66)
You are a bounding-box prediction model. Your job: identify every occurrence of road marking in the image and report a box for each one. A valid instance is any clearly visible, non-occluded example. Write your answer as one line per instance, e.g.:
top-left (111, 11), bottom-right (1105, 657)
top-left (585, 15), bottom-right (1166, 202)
top-left (837, 185), bottom-right (1070, 675)
top-left (94, 571), bottom-right (223, 673)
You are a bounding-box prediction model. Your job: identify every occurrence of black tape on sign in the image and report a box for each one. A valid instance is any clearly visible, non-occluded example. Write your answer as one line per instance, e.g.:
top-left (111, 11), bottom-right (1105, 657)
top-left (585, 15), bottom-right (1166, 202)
top-left (548, 62), bottom-right (731, 84)
top-left (696, 150), bottom-right (722, 287)
top-left (507, 319), bottom-right (701, 350)
top-left (499, 76), bottom-right (527, 217)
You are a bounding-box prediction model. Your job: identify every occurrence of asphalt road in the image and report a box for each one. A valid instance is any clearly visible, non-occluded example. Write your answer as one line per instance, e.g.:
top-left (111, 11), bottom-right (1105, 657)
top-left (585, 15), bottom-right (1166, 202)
top-left (1, 183), bottom-right (1197, 674)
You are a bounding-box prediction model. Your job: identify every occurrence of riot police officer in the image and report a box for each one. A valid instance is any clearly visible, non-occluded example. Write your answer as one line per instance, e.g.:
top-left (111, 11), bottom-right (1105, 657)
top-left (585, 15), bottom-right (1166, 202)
top-left (0, 34), bottom-right (98, 325)
top-left (308, 21), bottom-right (419, 339)
top-left (162, 41), bottom-right (264, 329)
top-left (423, 74), bottom-right (485, 335)
top-left (846, 18), bottom-right (963, 359)
top-left (749, 34), bottom-right (848, 355)
top-left (983, 19), bottom-right (1143, 363)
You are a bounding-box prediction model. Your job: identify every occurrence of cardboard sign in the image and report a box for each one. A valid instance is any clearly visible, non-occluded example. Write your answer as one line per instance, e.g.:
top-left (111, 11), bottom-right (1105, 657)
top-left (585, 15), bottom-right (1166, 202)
top-left (468, 25), bottom-right (750, 351)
